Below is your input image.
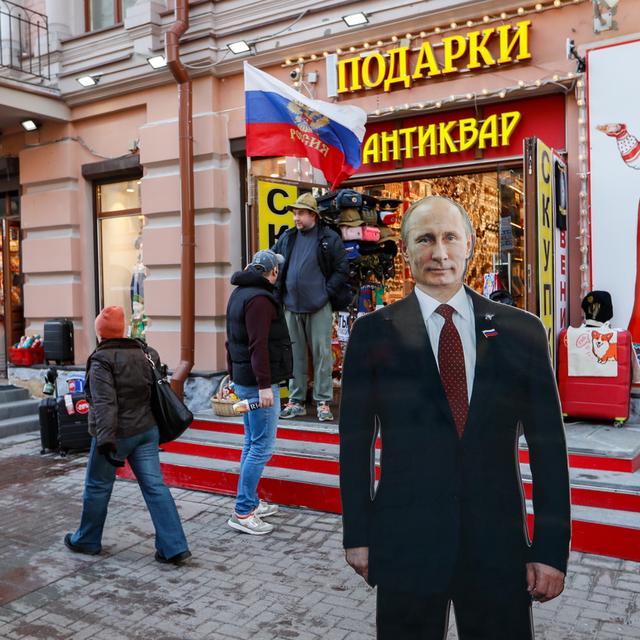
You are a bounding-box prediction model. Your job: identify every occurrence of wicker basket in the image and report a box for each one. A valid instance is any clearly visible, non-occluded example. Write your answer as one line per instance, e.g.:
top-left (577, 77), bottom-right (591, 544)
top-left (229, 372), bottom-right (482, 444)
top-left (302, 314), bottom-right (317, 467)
top-left (211, 375), bottom-right (237, 417)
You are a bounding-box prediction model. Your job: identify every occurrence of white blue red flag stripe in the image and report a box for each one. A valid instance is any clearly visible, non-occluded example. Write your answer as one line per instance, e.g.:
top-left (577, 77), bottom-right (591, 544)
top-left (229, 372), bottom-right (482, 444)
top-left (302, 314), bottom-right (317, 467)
top-left (244, 62), bottom-right (367, 189)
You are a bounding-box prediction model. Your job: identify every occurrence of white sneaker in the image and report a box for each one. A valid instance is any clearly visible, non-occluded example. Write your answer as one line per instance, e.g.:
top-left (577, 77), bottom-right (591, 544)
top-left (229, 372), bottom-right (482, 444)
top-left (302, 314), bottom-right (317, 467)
top-left (227, 512), bottom-right (274, 535)
top-left (255, 500), bottom-right (279, 518)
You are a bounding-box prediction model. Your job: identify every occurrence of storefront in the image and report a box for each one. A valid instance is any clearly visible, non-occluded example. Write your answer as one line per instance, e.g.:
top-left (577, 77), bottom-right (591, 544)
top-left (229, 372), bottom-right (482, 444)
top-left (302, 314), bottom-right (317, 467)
top-left (248, 90), bottom-right (570, 373)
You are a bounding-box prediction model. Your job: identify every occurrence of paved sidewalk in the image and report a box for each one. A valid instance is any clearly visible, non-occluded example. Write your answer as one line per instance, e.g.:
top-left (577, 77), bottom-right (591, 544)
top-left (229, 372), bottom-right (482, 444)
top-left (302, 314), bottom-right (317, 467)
top-left (1, 434), bottom-right (640, 640)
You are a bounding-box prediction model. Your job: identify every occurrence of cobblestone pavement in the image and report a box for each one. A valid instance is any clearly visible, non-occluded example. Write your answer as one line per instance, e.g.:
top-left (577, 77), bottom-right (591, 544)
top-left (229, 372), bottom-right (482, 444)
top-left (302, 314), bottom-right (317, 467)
top-left (1, 433), bottom-right (640, 640)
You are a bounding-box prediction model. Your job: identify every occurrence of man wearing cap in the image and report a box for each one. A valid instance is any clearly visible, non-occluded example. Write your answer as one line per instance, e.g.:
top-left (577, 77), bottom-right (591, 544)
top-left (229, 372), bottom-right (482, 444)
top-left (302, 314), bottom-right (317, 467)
top-left (225, 249), bottom-right (293, 535)
top-left (273, 193), bottom-right (349, 422)
top-left (339, 196), bottom-right (570, 639)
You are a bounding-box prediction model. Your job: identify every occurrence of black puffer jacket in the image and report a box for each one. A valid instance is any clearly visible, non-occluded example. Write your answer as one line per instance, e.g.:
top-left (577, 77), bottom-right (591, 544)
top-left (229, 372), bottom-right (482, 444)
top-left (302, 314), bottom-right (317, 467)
top-left (85, 338), bottom-right (161, 446)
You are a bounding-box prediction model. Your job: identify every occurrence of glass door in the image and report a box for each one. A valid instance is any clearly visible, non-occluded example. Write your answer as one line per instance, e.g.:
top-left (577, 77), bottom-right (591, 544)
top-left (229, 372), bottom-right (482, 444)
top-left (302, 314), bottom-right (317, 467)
top-left (497, 167), bottom-right (526, 308)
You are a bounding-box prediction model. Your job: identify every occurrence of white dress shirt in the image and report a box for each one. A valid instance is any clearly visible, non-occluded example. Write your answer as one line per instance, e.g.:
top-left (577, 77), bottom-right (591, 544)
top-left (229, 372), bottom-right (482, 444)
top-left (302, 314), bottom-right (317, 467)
top-left (413, 285), bottom-right (476, 402)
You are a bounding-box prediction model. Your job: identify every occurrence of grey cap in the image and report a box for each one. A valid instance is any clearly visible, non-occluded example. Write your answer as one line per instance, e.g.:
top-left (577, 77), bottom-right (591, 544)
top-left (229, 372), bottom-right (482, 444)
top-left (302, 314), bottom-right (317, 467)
top-left (249, 249), bottom-right (285, 272)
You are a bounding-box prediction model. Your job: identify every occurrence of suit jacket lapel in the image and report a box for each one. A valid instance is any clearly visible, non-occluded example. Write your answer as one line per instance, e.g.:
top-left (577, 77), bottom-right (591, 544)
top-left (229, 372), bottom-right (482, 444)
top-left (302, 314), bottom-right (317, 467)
top-left (465, 287), bottom-right (498, 434)
top-left (390, 292), bottom-right (453, 425)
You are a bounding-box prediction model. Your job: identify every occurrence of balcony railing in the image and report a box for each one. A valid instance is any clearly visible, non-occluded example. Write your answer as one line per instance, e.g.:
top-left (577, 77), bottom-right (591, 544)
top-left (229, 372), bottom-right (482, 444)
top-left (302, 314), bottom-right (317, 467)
top-left (0, 0), bottom-right (49, 81)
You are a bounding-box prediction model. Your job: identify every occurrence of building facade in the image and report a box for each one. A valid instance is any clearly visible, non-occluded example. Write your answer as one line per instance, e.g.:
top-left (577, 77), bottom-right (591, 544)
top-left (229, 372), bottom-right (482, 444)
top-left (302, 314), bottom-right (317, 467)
top-left (0, 0), bottom-right (637, 374)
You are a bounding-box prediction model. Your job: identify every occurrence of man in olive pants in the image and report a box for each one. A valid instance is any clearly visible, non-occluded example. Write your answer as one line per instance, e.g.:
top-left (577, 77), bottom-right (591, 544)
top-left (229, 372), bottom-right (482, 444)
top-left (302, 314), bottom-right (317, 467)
top-left (273, 193), bottom-right (349, 422)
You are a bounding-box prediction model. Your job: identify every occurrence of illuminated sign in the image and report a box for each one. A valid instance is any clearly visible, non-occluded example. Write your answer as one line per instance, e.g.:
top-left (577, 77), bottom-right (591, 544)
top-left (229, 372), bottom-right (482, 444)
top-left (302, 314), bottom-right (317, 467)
top-left (257, 180), bottom-right (296, 249)
top-left (362, 111), bottom-right (521, 164)
top-left (331, 21), bottom-right (531, 95)
top-left (536, 139), bottom-right (555, 358)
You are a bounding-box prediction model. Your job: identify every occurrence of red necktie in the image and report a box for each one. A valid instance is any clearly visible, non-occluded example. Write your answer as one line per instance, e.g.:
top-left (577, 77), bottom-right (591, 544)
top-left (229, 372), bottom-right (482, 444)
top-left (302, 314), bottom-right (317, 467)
top-left (436, 304), bottom-right (468, 437)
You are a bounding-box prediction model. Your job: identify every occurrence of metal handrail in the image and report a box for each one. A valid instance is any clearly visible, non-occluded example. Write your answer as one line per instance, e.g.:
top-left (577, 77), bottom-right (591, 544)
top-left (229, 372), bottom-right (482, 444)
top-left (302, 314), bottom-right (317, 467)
top-left (0, 0), bottom-right (50, 80)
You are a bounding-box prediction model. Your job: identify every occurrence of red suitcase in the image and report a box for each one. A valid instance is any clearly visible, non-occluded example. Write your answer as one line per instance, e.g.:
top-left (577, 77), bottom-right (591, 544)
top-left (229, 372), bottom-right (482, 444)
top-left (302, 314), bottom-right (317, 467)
top-left (557, 326), bottom-right (632, 424)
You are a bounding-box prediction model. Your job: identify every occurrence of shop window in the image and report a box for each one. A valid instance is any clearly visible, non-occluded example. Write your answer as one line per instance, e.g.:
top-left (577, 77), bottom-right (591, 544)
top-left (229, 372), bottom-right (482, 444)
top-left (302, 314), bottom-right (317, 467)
top-left (85, 0), bottom-right (137, 31)
top-left (250, 157), bottom-right (326, 184)
top-left (96, 179), bottom-right (148, 339)
top-left (356, 167), bottom-right (526, 308)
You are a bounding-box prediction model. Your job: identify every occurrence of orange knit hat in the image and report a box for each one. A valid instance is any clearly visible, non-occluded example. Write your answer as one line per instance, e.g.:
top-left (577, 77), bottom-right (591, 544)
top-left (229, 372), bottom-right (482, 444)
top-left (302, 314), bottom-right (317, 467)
top-left (95, 306), bottom-right (125, 340)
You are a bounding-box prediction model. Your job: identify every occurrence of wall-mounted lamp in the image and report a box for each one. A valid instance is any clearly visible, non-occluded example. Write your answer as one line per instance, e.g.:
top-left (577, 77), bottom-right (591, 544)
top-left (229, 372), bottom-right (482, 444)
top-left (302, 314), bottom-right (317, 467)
top-left (146, 55), bottom-right (167, 69)
top-left (227, 40), bottom-right (251, 55)
top-left (76, 74), bottom-right (101, 87)
top-left (342, 12), bottom-right (369, 27)
top-left (20, 119), bottom-right (39, 132)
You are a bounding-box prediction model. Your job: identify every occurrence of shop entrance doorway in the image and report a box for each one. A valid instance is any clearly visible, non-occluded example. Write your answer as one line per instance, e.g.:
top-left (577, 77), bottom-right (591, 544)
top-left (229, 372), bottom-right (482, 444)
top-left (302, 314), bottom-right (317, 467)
top-left (0, 191), bottom-right (24, 372)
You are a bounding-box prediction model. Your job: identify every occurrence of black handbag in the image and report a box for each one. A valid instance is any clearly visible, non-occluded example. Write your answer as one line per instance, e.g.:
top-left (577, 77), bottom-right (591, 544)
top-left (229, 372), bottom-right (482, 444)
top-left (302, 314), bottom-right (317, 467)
top-left (142, 347), bottom-right (193, 444)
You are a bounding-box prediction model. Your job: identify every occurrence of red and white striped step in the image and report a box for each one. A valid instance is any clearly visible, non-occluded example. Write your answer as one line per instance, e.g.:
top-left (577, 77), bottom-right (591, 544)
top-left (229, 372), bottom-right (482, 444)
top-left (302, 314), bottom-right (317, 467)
top-left (118, 415), bottom-right (640, 561)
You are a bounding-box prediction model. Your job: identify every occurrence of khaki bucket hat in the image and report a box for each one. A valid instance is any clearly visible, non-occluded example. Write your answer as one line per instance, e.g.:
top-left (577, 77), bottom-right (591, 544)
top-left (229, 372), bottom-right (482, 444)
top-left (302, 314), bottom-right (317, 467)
top-left (287, 192), bottom-right (318, 214)
top-left (338, 208), bottom-right (364, 227)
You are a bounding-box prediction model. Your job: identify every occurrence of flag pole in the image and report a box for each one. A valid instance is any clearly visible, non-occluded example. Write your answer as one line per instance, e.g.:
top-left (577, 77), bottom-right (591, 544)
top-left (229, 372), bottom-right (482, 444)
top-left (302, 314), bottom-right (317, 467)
top-left (245, 154), bottom-right (253, 262)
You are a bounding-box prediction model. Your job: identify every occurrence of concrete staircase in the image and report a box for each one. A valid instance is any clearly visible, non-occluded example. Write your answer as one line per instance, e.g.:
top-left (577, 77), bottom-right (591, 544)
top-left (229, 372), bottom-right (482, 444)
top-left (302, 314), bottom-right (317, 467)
top-left (0, 385), bottom-right (40, 438)
top-left (117, 412), bottom-right (640, 562)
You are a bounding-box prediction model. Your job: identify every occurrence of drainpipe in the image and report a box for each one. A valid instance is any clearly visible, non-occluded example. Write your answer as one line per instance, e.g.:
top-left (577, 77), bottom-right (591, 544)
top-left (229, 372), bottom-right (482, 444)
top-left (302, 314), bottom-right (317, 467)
top-left (165, 0), bottom-right (195, 399)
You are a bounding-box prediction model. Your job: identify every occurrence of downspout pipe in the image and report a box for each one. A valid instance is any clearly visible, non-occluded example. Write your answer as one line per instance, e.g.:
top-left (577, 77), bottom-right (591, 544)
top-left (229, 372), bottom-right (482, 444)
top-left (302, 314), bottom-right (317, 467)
top-left (165, 0), bottom-right (195, 398)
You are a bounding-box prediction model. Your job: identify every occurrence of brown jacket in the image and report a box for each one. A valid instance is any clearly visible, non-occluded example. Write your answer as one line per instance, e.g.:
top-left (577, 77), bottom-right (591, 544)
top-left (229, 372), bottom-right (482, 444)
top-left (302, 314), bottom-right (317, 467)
top-left (86, 338), bottom-right (161, 446)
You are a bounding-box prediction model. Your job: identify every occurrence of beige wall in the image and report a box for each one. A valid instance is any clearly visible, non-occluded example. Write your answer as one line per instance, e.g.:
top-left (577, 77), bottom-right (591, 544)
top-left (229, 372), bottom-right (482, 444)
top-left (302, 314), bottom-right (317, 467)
top-left (13, 77), bottom-right (236, 370)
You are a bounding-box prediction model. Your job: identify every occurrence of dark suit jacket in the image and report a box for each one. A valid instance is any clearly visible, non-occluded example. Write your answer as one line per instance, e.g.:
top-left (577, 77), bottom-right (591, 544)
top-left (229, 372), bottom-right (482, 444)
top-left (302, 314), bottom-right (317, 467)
top-left (339, 287), bottom-right (571, 595)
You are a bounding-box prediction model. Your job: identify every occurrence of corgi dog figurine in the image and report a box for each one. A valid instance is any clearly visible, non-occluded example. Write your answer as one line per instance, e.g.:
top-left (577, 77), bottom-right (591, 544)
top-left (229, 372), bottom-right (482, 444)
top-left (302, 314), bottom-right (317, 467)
top-left (591, 330), bottom-right (617, 364)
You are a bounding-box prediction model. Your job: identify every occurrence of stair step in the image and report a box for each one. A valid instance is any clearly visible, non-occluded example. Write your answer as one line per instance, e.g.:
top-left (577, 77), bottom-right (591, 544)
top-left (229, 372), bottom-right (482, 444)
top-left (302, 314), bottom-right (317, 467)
top-left (160, 450), bottom-right (339, 486)
top-left (175, 426), bottom-right (340, 458)
top-left (0, 414), bottom-right (40, 438)
top-left (119, 450), bottom-right (342, 513)
top-left (0, 399), bottom-right (40, 421)
top-left (519, 422), bottom-right (640, 473)
top-left (526, 501), bottom-right (640, 562)
top-left (192, 416), bottom-right (341, 445)
top-left (0, 387), bottom-right (30, 404)
top-left (521, 463), bottom-right (640, 512)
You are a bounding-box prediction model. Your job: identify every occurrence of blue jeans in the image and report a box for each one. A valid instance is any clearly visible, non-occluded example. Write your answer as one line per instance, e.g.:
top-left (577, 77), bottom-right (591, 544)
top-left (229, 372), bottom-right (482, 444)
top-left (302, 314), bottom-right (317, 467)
top-left (234, 383), bottom-right (279, 516)
top-left (71, 426), bottom-right (189, 558)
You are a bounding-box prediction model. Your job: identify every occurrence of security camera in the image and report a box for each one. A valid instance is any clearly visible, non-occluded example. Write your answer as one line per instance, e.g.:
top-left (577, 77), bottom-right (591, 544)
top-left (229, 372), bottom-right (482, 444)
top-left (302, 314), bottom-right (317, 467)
top-left (289, 68), bottom-right (301, 81)
top-left (566, 38), bottom-right (575, 60)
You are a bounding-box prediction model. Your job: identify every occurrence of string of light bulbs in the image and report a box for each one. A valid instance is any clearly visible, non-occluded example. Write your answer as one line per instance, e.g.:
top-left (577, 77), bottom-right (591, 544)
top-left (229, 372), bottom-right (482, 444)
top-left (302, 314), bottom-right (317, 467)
top-left (364, 72), bottom-right (577, 117)
top-left (574, 75), bottom-right (590, 297)
top-left (281, 0), bottom-right (587, 67)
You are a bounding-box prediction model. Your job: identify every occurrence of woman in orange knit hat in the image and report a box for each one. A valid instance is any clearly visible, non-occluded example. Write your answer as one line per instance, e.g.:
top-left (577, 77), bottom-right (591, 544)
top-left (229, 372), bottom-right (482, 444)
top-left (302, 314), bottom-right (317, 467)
top-left (64, 306), bottom-right (190, 564)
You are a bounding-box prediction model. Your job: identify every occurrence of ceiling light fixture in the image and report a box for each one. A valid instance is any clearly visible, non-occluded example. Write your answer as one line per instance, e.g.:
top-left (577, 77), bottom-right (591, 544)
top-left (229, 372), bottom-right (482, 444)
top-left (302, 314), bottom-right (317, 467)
top-left (342, 12), bottom-right (368, 27)
top-left (147, 55), bottom-right (167, 69)
top-left (227, 40), bottom-right (251, 55)
top-left (20, 119), bottom-right (39, 132)
top-left (76, 74), bottom-right (100, 87)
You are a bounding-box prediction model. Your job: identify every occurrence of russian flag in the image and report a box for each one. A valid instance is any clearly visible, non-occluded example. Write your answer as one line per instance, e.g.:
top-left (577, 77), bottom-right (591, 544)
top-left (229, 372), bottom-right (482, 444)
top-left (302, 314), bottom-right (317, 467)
top-left (244, 62), bottom-right (367, 189)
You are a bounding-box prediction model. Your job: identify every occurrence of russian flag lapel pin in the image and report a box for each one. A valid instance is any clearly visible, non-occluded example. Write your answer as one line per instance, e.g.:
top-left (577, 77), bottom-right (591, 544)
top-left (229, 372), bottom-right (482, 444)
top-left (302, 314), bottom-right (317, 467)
top-left (482, 328), bottom-right (498, 338)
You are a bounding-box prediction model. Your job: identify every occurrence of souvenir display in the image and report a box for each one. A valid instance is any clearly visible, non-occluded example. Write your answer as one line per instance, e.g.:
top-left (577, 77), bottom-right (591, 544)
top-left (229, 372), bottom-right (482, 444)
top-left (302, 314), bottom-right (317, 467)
top-left (320, 188), bottom-right (402, 383)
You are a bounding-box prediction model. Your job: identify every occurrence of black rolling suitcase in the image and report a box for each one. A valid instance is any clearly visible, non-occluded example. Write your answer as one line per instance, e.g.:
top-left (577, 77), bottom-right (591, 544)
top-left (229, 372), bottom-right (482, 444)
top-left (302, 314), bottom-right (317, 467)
top-left (39, 397), bottom-right (59, 454)
top-left (57, 393), bottom-right (91, 455)
top-left (44, 319), bottom-right (75, 364)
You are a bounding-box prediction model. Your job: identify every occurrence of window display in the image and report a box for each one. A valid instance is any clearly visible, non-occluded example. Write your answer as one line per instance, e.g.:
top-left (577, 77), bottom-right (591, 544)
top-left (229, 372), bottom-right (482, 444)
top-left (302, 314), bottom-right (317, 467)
top-left (96, 179), bottom-right (148, 339)
top-left (354, 167), bottom-right (526, 309)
